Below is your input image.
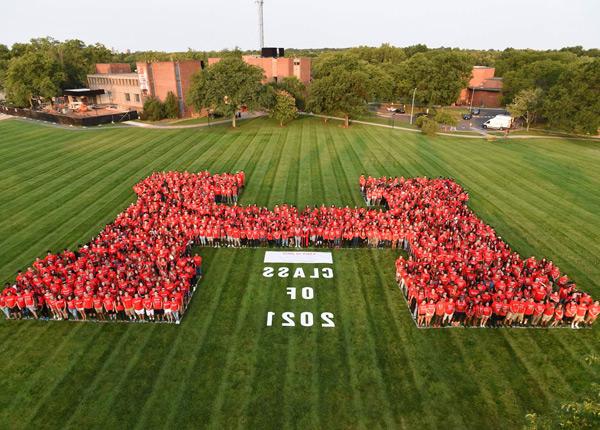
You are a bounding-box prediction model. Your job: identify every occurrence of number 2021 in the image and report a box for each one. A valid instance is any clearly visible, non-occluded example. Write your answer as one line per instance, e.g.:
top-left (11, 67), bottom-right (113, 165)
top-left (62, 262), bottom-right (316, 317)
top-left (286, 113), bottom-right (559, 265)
top-left (266, 311), bottom-right (335, 328)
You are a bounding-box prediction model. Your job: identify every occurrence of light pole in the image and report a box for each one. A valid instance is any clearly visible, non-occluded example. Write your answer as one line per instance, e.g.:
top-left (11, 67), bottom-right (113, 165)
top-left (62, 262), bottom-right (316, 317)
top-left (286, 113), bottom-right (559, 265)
top-left (469, 86), bottom-right (478, 112)
top-left (409, 88), bottom-right (417, 125)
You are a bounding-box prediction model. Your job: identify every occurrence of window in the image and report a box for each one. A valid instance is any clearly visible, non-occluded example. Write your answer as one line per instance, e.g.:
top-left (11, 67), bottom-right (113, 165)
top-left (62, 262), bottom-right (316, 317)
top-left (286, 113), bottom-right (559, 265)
top-left (125, 93), bottom-right (131, 102)
top-left (134, 94), bottom-right (140, 102)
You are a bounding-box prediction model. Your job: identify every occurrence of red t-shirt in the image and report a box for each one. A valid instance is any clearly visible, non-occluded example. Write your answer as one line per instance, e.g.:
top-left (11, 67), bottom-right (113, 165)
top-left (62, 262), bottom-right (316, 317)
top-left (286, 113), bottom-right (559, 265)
top-left (133, 297), bottom-right (143, 311)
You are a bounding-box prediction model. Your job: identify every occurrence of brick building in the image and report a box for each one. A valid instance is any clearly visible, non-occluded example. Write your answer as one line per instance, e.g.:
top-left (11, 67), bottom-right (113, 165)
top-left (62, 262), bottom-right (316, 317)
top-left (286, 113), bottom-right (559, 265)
top-left (208, 49), bottom-right (311, 85)
top-left (87, 61), bottom-right (204, 117)
top-left (458, 66), bottom-right (504, 108)
top-left (88, 64), bottom-right (144, 111)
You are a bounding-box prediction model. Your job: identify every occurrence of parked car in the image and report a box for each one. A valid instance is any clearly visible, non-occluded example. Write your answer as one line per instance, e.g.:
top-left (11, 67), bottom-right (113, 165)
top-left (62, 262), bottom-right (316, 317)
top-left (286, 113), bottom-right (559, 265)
top-left (386, 105), bottom-right (406, 114)
top-left (471, 108), bottom-right (481, 115)
top-left (462, 113), bottom-right (473, 120)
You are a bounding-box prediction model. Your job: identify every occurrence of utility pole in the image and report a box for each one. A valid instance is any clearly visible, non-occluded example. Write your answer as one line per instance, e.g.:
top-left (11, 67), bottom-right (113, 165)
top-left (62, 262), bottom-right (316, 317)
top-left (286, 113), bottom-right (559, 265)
top-left (409, 88), bottom-right (417, 125)
top-left (256, 0), bottom-right (265, 50)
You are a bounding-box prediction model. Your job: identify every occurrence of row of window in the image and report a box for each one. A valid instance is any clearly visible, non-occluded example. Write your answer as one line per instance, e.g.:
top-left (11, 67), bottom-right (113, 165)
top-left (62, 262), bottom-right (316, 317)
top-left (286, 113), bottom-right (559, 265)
top-left (89, 76), bottom-right (139, 87)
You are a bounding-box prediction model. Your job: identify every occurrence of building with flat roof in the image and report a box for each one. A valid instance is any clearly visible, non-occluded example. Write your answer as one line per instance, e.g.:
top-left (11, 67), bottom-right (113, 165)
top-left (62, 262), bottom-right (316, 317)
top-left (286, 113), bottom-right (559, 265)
top-left (458, 66), bottom-right (504, 108)
top-left (87, 60), bottom-right (204, 117)
top-left (208, 48), bottom-right (311, 85)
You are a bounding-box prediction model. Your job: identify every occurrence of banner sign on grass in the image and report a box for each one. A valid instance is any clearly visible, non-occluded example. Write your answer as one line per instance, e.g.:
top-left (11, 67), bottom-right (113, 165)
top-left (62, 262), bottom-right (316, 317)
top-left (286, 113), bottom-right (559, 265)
top-left (263, 251), bottom-right (333, 264)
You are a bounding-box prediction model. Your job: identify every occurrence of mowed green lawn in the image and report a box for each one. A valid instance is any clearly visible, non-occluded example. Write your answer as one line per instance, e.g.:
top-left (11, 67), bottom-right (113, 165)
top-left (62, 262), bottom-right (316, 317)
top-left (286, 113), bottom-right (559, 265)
top-left (0, 117), bottom-right (599, 429)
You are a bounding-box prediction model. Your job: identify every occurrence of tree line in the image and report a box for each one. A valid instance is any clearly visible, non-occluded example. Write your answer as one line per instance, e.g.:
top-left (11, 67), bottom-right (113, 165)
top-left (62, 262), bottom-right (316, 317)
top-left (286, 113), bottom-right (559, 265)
top-left (0, 38), bottom-right (598, 134)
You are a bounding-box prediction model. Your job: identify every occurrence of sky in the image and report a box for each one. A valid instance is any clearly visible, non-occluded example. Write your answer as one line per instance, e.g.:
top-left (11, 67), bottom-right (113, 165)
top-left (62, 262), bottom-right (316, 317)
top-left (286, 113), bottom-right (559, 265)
top-left (1, 0), bottom-right (599, 52)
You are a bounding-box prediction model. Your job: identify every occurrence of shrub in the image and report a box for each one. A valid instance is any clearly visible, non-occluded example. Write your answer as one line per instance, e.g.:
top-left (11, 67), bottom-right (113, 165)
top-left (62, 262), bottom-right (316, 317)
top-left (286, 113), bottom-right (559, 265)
top-left (142, 96), bottom-right (164, 121)
top-left (416, 116), bottom-right (439, 136)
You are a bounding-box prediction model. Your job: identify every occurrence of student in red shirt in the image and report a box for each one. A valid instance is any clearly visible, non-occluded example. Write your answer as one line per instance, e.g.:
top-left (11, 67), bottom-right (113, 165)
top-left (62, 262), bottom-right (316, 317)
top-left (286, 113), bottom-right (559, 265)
top-left (586, 301), bottom-right (600, 326)
top-left (122, 294), bottom-right (134, 321)
top-left (132, 294), bottom-right (144, 321)
top-left (417, 300), bottom-right (427, 327)
top-left (170, 297), bottom-right (181, 324)
top-left (23, 289), bottom-right (38, 320)
top-left (93, 295), bottom-right (105, 321)
top-left (0, 294), bottom-right (9, 320)
top-left (541, 301), bottom-right (555, 326)
top-left (163, 297), bottom-right (172, 323)
top-left (480, 303), bottom-right (492, 327)
top-left (442, 298), bottom-right (455, 327)
top-left (531, 301), bottom-right (545, 326)
top-left (75, 296), bottom-right (85, 320)
top-left (152, 292), bottom-right (164, 322)
top-left (67, 296), bottom-right (78, 320)
top-left (54, 295), bottom-right (67, 320)
top-left (434, 299), bottom-right (446, 328)
top-left (550, 305), bottom-right (564, 327)
top-left (572, 302), bottom-right (588, 329)
top-left (425, 300), bottom-right (436, 328)
top-left (103, 293), bottom-right (116, 321)
top-left (143, 294), bottom-right (154, 321)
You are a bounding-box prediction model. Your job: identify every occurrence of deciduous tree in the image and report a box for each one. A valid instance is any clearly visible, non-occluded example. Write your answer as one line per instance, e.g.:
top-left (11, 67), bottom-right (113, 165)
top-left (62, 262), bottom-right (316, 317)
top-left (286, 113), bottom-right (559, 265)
top-left (187, 57), bottom-right (264, 128)
top-left (270, 90), bottom-right (297, 126)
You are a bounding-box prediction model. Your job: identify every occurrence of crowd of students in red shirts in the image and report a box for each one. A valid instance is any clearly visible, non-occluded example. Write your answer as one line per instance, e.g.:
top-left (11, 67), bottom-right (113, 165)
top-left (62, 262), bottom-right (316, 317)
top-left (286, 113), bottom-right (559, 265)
top-left (1, 171), bottom-right (596, 328)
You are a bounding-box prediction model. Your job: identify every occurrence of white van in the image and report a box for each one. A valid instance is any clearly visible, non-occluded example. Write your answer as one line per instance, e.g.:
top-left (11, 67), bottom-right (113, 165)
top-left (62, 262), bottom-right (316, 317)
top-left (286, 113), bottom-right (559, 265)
top-left (482, 115), bottom-right (512, 130)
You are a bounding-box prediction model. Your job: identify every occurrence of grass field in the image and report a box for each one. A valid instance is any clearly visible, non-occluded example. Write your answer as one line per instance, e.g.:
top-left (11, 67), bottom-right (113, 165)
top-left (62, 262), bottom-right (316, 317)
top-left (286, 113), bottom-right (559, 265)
top-left (0, 116), bottom-right (599, 429)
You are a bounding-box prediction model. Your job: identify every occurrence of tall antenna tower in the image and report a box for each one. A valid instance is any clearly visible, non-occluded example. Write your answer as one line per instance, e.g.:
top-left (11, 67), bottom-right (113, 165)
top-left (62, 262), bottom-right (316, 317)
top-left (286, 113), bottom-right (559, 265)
top-left (256, 0), bottom-right (264, 50)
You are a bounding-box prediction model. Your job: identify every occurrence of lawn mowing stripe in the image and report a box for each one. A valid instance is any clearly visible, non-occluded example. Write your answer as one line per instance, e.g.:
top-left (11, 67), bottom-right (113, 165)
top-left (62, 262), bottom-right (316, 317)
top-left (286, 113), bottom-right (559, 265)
top-left (0, 322), bottom-right (60, 372)
top-left (24, 326), bottom-right (123, 429)
top-left (336, 143), bottom-right (434, 424)
top-left (163, 250), bottom-right (246, 428)
top-left (0, 128), bottom-right (170, 240)
top-left (0, 323), bottom-right (93, 425)
top-left (79, 324), bottom-right (159, 425)
top-left (307, 120), bottom-right (327, 206)
top-left (61, 324), bottom-right (136, 426)
top-left (207, 140), bottom-right (284, 426)
top-left (0, 128), bottom-right (145, 221)
top-left (129, 249), bottom-right (229, 428)
top-left (206, 251), bottom-right (272, 428)
top-left (345, 251), bottom-right (398, 428)
top-left (366, 251), bottom-right (436, 429)
top-left (318, 151), bottom-right (368, 422)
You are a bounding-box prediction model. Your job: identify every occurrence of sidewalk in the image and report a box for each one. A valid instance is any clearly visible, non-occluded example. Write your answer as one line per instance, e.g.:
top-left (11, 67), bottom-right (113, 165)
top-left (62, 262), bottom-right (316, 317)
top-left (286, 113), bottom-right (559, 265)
top-left (300, 112), bottom-right (599, 141)
top-left (124, 112), bottom-right (266, 129)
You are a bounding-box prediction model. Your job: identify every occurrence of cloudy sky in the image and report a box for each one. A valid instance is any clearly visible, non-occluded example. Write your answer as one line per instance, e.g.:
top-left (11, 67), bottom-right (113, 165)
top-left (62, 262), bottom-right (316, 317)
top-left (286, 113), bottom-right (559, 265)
top-left (2, 0), bottom-right (598, 51)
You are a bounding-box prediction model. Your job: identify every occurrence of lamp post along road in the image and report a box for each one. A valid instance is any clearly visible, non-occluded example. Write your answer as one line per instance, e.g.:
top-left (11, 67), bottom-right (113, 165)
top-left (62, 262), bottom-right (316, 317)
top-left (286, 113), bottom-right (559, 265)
top-left (409, 88), bottom-right (417, 125)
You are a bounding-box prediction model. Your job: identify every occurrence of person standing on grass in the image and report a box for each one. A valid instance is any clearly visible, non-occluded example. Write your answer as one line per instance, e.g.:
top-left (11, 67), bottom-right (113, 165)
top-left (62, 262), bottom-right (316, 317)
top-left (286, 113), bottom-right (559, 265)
top-left (163, 297), bottom-right (172, 323)
top-left (0, 293), bottom-right (10, 320)
top-left (564, 301), bottom-right (577, 327)
top-left (480, 303), bottom-right (492, 327)
top-left (417, 300), bottom-right (427, 327)
top-left (153, 292), bottom-right (164, 322)
top-left (123, 293), bottom-right (134, 321)
top-left (143, 294), bottom-right (154, 322)
top-left (425, 299), bottom-right (436, 328)
top-left (93, 295), bottom-right (105, 321)
top-left (442, 298), bottom-right (455, 326)
top-left (434, 298), bottom-right (446, 328)
top-left (540, 301), bottom-right (555, 327)
top-left (532, 301), bottom-right (545, 326)
top-left (550, 304), bottom-right (564, 327)
top-left (133, 294), bottom-right (144, 321)
top-left (74, 296), bottom-right (85, 320)
top-left (23, 288), bottom-right (38, 320)
top-left (572, 301), bottom-right (588, 329)
top-left (586, 301), bottom-right (599, 326)
top-left (103, 293), bottom-right (115, 321)
top-left (83, 293), bottom-right (94, 320)
top-left (170, 297), bottom-right (181, 324)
